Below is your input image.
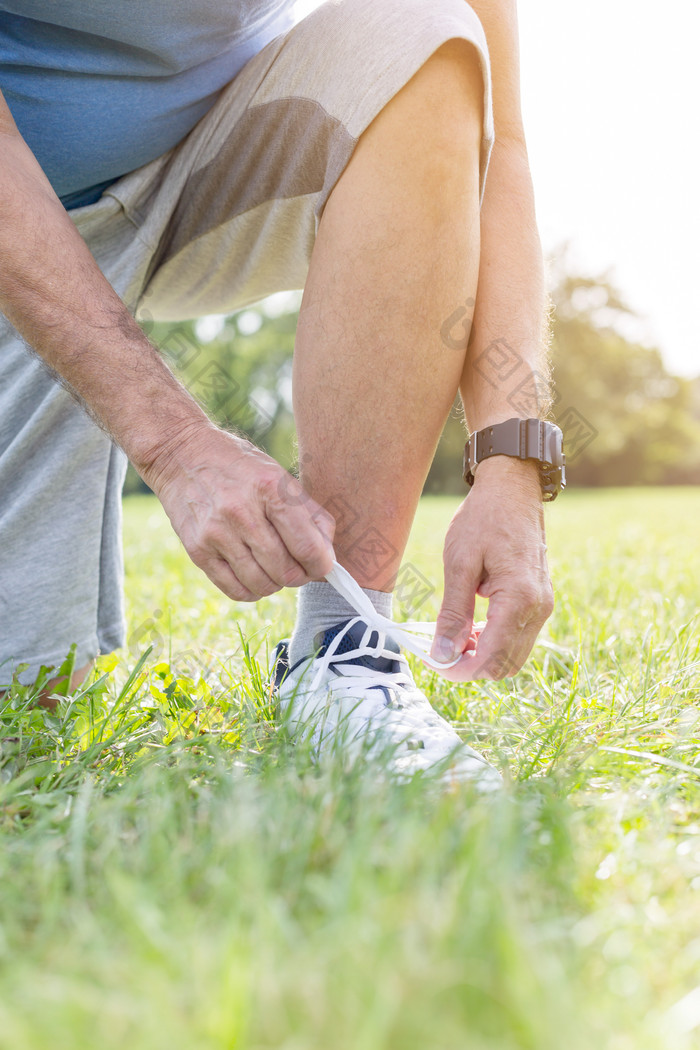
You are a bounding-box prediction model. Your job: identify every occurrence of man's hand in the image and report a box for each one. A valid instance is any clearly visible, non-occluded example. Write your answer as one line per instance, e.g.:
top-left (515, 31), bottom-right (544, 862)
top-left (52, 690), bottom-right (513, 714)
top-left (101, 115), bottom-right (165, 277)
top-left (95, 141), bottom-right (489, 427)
top-left (430, 456), bottom-right (554, 680)
top-left (145, 423), bottom-right (336, 602)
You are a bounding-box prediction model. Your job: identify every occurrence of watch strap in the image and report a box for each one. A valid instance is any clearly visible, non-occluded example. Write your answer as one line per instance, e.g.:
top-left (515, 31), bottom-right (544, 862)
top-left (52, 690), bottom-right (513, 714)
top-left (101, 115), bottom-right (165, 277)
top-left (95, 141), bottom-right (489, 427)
top-left (463, 417), bottom-right (566, 501)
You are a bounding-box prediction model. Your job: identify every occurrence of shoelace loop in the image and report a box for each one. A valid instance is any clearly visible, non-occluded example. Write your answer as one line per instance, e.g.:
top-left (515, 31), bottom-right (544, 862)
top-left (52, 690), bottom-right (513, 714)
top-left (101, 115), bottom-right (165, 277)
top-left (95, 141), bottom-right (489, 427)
top-left (324, 560), bottom-right (462, 671)
top-left (308, 615), bottom-right (417, 695)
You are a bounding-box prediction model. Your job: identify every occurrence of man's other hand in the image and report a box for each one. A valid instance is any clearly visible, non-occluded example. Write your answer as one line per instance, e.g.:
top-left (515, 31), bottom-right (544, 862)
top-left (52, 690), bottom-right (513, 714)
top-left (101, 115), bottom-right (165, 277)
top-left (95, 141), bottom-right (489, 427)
top-left (430, 455), bottom-right (554, 680)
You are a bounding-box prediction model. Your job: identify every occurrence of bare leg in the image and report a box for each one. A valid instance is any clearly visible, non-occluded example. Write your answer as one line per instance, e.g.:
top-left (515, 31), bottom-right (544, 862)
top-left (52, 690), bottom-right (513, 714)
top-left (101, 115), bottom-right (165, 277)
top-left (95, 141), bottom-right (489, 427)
top-left (0, 659), bottom-right (93, 712)
top-left (294, 39), bottom-right (484, 589)
top-left (38, 659), bottom-right (93, 710)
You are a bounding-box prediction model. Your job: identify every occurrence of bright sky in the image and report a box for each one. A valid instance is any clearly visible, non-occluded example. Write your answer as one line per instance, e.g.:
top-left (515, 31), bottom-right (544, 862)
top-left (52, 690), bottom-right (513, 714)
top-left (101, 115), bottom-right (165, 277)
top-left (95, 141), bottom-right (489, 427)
top-left (294, 0), bottom-right (699, 378)
top-left (519, 0), bottom-right (699, 378)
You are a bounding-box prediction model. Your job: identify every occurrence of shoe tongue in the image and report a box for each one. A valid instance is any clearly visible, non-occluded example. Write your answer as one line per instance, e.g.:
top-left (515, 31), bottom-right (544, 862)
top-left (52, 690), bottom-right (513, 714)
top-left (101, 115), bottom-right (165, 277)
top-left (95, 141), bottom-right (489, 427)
top-left (315, 619), bottom-right (401, 674)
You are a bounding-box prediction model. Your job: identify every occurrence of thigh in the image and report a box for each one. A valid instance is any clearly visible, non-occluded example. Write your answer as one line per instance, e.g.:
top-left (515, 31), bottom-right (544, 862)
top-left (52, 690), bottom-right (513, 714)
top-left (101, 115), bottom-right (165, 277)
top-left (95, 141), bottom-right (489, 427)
top-left (0, 318), bottom-right (127, 687)
top-left (113, 0), bottom-right (494, 322)
top-left (0, 194), bottom-right (150, 687)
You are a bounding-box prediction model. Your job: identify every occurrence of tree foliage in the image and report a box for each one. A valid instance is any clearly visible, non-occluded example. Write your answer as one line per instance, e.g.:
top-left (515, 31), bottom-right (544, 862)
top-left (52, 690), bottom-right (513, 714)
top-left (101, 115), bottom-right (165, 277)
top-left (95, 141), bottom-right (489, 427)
top-left (548, 257), bottom-right (700, 486)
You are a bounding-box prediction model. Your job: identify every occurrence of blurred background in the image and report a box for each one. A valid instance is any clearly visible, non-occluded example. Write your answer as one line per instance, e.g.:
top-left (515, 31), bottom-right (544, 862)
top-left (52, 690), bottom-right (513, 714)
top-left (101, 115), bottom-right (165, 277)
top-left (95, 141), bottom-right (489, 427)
top-left (126, 0), bottom-right (700, 496)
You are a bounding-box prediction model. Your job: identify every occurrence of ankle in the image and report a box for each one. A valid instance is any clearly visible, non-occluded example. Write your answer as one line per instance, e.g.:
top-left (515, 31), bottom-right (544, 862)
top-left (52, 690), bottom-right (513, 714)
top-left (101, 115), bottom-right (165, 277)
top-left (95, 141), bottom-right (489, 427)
top-left (288, 580), bottom-right (393, 667)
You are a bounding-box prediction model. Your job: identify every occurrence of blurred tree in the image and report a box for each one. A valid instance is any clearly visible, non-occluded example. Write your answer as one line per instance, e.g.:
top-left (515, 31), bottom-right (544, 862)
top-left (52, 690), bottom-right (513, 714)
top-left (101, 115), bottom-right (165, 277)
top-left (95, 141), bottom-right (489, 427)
top-left (123, 295), bottom-right (300, 495)
top-left (548, 254), bottom-right (700, 485)
top-left (123, 258), bottom-right (700, 496)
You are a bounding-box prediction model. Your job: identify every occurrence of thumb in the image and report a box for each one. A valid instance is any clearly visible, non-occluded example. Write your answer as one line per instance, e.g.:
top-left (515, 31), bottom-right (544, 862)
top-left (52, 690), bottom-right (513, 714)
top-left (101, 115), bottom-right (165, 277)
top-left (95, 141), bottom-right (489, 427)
top-left (311, 504), bottom-right (337, 551)
top-left (431, 561), bottom-right (480, 665)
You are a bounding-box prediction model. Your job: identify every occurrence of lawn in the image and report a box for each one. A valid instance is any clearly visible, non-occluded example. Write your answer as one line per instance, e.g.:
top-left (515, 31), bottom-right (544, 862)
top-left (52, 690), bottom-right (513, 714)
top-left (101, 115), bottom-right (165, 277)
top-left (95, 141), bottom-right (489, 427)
top-left (1, 487), bottom-right (699, 1050)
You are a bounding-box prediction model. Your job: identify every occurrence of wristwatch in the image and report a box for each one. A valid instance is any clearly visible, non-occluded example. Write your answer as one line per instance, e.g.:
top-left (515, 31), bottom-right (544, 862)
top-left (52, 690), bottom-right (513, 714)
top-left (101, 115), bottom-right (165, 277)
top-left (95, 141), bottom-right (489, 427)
top-left (463, 417), bottom-right (566, 501)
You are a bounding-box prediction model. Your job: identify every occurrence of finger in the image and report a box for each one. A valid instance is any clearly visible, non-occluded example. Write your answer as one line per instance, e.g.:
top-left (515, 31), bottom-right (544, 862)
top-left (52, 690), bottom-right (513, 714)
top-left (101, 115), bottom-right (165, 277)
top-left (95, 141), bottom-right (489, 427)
top-left (242, 519), bottom-right (312, 588)
top-left (438, 589), bottom-right (541, 682)
top-left (233, 542), bottom-right (285, 598)
top-left (449, 622), bottom-right (527, 682)
top-left (472, 579), bottom-right (553, 678)
top-left (263, 478), bottom-right (335, 578)
top-left (430, 557), bottom-right (481, 666)
top-left (198, 554), bottom-right (258, 603)
top-left (192, 537), bottom-right (279, 601)
top-left (464, 621), bottom-right (484, 654)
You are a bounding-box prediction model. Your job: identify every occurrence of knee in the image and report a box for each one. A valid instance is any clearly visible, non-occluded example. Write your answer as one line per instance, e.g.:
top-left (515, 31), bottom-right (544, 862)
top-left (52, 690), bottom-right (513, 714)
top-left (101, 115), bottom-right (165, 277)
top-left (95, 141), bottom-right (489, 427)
top-left (304, 0), bottom-right (488, 145)
top-left (409, 38), bottom-right (485, 147)
top-left (357, 34), bottom-right (485, 176)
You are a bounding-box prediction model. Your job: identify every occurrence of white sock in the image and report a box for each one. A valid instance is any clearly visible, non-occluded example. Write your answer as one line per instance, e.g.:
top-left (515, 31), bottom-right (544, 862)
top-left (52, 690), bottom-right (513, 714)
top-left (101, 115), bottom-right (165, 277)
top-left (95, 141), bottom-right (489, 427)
top-left (288, 580), bottom-right (393, 667)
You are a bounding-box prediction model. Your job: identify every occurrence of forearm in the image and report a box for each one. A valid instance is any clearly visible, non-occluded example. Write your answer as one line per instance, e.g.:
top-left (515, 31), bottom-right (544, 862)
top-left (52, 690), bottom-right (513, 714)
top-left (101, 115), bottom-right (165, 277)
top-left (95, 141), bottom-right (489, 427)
top-left (435, 139), bottom-right (552, 672)
top-left (432, 1), bottom-right (554, 676)
top-left (0, 124), bottom-right (213, 479)
top-left (460, 136), bottom-right (550, 433)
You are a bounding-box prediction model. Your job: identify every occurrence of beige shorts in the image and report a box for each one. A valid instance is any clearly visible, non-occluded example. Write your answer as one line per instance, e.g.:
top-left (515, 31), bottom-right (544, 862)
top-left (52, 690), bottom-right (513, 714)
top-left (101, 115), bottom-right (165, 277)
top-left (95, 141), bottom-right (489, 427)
top-left (0, 0), bottom-right (493, 684)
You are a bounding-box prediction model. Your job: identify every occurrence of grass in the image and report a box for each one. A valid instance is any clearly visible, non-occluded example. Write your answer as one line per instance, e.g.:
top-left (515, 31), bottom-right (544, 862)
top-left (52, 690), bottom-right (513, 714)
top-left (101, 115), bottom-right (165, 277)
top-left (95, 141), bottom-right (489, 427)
top-left (1, 486), bottom-right (699, 1049)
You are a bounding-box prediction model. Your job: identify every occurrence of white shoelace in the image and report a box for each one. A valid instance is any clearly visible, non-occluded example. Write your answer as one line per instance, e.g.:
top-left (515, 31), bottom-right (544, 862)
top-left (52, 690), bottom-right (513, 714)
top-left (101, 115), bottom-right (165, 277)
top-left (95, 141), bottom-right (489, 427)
top-left (306, 615), bottom-right (418, 696)
top-left (324, 560), bottom-right (463, 672)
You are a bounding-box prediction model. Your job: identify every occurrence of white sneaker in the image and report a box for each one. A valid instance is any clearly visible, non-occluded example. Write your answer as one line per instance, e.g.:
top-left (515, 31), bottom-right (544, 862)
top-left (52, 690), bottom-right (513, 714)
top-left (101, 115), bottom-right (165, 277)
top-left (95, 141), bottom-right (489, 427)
top-left (272, 618), bottom-right (502, 791)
